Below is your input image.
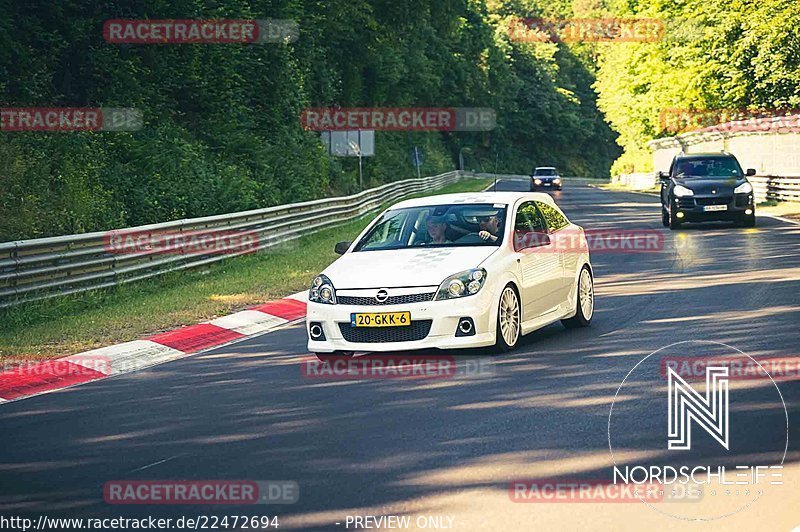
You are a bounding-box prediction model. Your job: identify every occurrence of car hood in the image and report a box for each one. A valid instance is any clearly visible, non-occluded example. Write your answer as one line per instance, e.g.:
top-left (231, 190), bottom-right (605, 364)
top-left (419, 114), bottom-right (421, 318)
top-left (674, 177), bottom-right (744, 195)
top-left (323, 246), bottom-right (499, 289)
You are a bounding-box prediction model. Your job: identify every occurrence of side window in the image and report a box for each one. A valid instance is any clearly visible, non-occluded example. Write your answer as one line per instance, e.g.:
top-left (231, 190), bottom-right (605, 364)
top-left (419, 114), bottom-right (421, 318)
top-left (513, 202), bottom-right (547, 250)
top-left (536, 201), bottom-right (569, 232)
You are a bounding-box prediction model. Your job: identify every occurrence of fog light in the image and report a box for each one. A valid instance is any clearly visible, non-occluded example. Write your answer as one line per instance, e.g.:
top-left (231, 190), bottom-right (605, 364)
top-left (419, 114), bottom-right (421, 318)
top-left (309, 322), bottom-right (325, 341)
top-left (745, 208), bottom-right (753, 215)
top-left (676, 212), bottom-right (685, 219)
top-left (455, 317), bottom-right (475, 337)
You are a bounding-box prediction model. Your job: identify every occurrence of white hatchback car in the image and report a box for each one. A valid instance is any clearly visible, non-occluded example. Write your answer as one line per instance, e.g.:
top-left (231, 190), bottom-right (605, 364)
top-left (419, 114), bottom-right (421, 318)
top-left (306, 192), bottom-right (593, 359)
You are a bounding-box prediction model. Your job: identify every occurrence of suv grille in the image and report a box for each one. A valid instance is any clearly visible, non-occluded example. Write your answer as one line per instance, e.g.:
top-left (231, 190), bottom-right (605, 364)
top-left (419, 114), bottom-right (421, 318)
top-left (337, 293), bottom-right (435, 306)
top-left (695, 196), bottom-right (732, 206)
top-left (338, 320), bottom-right (432, 343)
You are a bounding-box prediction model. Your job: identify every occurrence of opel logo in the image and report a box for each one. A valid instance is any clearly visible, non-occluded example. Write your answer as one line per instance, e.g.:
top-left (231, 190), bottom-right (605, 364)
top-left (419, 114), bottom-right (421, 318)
top-left (375, 289), bottom-right (389, 303)
top-left (711, 189), bottom-right (717, 194)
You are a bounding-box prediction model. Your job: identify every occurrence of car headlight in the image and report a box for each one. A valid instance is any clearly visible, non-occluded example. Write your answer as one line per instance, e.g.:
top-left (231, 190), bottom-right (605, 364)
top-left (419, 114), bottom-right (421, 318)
top-left (534, 178), bottom-right (542, 185)
top-left (435, 269), bottom-right (487, 300)
top-left (673, 184), bottom-right (694, 197)
top-left (734, 181), bottom-right (753, 194)
top-left (309, 274), bottom-right (336, 304)
top-left (553, 178), bottom-right (561, 184)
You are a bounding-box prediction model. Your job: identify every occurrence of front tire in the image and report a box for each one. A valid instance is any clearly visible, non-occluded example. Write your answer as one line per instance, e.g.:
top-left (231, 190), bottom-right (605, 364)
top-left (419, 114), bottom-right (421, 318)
top-left (562, 266), bottom-right (594, 329)
top-left (662, 206), bottom-right (670, 227)
top-left (495, 284), bottom-right (521, 352)
top-left (669, 201), bottom-right (682, 230)
top-left (738, 213), bottom-right (756, 227)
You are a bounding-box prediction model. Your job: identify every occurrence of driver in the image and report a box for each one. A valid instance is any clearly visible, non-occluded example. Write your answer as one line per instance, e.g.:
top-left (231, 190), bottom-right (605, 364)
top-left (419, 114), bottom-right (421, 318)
top-left (478, 215), bottom-right (500, 242)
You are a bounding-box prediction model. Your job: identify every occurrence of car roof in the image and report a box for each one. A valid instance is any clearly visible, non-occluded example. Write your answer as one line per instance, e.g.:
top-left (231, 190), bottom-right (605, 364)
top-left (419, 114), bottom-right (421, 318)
top-left (675, 153), bottom-right (736, 159)
top-left (390, 191), bottom-right (556, 209)
top-left (534, 166), bottom-right (556, 169)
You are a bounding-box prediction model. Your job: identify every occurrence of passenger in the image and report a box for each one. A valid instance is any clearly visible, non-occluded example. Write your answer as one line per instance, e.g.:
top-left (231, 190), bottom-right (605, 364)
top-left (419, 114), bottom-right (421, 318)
top-left (426, 215), bottom-right (450, 244)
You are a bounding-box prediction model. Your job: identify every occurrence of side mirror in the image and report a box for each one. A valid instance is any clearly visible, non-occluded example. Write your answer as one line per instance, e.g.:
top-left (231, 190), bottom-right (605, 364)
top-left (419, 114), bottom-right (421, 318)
top-left (334, 241), bottom-right (351, 255)
top-left (657, 171), bottom-right (670, 181)
top-left (746, 168), bottom-right (756, 176)
top-left (513, 231), bottom-right (551, 252)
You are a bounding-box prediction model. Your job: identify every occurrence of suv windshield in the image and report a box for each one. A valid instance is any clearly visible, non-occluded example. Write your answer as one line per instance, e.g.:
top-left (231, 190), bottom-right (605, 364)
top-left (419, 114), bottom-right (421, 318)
top-left (354, 203), bottom-right (507, 251)
top-left (534, 168), bottom-right (557, 176)
top-left (674, 157), bottom-right (743, 178)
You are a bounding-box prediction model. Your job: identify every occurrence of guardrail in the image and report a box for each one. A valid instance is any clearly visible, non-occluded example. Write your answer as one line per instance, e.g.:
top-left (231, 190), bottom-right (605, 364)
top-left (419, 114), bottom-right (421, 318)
top-left (749, 176), bottom-right (800, 203)
top-left (0, 170), bottom-right (471, 309)
top-left (613, 173), bottom-right (656, 190)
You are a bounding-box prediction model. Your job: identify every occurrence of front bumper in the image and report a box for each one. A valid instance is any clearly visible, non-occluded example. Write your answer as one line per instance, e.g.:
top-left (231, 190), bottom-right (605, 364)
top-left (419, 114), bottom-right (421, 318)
top-left (531, 178), bottom-right (561, 189)
top-left (672, 193), bottom-right (754, 221)
top-left (306, 289), bottom-right (497, 353)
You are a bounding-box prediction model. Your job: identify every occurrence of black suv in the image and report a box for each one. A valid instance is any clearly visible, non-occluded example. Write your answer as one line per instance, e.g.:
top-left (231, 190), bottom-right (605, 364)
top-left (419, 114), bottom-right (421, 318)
top-left (659, 153), bottom-right (756, 230)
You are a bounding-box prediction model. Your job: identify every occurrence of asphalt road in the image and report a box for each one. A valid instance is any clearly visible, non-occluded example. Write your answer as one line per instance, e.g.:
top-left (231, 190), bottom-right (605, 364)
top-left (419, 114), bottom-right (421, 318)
top-left (1, 180), bottom-right (798, 531)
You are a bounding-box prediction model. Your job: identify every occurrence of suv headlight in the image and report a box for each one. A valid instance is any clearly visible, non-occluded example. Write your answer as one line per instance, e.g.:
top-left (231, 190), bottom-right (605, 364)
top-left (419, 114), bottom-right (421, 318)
top-left (534, 178), bottom-right (542, 185)
top-left (553, 178), bottom-right (561, 184)
top-left (673, 184), bottom-right (694, 197)
top-left (435, 269), bottom-right (487, 300)
top-left (309, 274), bottom-right (336, 304)
top-left (734, 181), bottom-right (753, 194)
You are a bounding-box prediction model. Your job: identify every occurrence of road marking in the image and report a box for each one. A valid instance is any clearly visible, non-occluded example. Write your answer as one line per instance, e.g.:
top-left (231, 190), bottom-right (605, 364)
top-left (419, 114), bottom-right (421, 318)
top-left (129, 455), bottom-right (179, 473)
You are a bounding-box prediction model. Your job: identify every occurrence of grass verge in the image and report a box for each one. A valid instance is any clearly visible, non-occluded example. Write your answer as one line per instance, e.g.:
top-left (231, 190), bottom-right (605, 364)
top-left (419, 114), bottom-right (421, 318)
top-left (596, 182), bottom-right (660, 194)
top-left (0, 178), bottom-right (492, 360)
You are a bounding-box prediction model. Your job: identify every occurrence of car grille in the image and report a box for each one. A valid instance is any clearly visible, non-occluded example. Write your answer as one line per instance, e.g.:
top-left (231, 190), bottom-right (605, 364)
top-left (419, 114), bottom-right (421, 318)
top-left (695, 196), bottom-right (732, 206)
top-left (734, 194), bottom-right (750, 207)
top-left (338, 320), bottom-right (433, 343)
top-left (676, 198), bottom-right (695, 209)
top-left (337, 292), bottom-right (435, 306)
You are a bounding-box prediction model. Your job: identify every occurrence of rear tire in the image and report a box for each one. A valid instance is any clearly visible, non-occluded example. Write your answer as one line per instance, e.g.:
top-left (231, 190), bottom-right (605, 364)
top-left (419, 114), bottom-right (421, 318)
top-left (315, 351), bottom-right (355, 363)
top-left (495, 284), bottom-right (521, 352)
top-left (562, 266), bottom-right (594, 329)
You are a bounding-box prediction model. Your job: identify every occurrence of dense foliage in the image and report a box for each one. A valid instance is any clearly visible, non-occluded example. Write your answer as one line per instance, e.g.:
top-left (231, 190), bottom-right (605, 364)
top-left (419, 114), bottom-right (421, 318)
top-left (594, 0), bottom-right (800, 174)
top-left (0, 0), bottom-right (618, 241)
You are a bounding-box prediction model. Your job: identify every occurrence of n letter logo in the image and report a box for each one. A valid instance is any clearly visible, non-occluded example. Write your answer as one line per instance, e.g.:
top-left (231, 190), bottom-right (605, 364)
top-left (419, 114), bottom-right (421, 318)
top-left (667, 366), bottom-right (729, 450)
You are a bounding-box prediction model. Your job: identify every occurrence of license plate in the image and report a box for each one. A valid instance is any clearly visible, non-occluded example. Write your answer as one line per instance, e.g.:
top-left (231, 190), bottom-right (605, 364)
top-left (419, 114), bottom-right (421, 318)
top-left (351, 312), bottom-right (411, 327)
top-left (543, 182), bottom-right (552, 186)
top-left (703, 204), bottom-right (727, 212)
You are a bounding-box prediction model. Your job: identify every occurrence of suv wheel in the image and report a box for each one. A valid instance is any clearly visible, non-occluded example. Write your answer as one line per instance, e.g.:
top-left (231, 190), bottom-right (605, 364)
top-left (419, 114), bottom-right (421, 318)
top-left (739, 213), bottom-right (756, 228)
top-left (668, 200), bottom-right (682, 230)
top-left (661, 206), bottom-right (670, 227)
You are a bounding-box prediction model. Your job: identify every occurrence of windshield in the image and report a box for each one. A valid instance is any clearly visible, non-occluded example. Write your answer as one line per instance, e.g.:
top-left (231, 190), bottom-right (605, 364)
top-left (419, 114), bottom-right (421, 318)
top-left (674, 158), bottom-right (743, 178)
top-left (354, 203), bottom-right (507, 251)
top-left (534, 168), bottom-right (557, 176)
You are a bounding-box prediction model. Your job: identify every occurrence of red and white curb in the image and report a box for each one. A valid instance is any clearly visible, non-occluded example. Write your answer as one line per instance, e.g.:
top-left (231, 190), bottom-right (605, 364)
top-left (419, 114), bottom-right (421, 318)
top-left (0, 292), bottom-right (309, 404)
